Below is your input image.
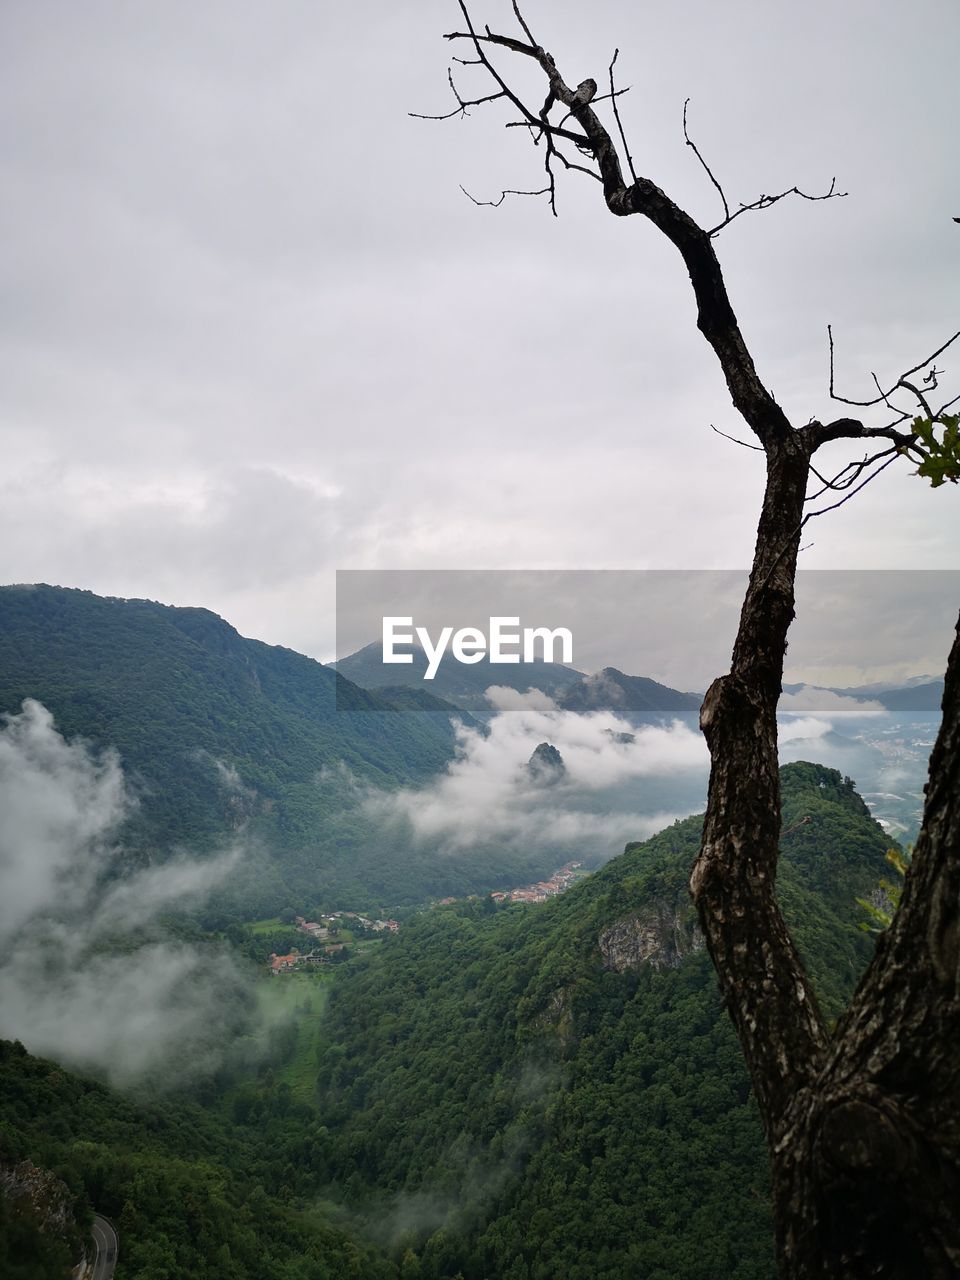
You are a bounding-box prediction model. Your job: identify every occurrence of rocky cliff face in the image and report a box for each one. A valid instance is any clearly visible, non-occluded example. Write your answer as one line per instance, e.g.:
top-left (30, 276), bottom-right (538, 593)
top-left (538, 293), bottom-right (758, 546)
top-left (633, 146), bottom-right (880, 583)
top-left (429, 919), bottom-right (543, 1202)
top-left (0, 1157), bottom-right (83, 1267)
top-left (598, 899), bottom-right (704, 972)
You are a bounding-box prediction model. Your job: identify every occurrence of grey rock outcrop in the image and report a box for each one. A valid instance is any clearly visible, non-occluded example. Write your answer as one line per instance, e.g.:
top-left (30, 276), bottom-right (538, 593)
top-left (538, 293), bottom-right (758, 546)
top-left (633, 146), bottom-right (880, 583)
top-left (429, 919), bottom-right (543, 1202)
top-left (598, 900), bottom-right (704, 972)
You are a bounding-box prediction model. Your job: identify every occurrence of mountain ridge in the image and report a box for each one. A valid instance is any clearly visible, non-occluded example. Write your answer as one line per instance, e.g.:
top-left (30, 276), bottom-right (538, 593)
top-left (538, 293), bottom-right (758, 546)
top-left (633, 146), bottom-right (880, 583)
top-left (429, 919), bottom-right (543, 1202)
top-left (0, 585), bottom-right (476, 911)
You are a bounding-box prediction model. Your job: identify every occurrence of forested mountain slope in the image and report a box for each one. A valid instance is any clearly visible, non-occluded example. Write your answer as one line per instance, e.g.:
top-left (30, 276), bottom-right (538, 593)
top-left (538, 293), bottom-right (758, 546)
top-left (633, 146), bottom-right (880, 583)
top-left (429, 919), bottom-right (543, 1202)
top-left (0, 1038), bottom-right (395, 1280)
top-left (0, 585), bottom-right (476, 910)
top-left (315, 764), bottom-right (891, 1279)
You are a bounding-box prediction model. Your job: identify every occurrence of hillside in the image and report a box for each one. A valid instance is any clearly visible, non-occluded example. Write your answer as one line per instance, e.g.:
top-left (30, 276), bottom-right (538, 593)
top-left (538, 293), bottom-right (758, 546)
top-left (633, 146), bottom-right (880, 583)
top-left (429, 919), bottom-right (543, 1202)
top-left (557, 666), bottom-right (702, 719)
top-left (313, 763), bottom-right (892, 1279)
top-left (0, 1038), bottom-right (396, 1280)
top-left (0, 585), bottom-right (476, 911)
top-left (870, 680), bottom-right (944, 712)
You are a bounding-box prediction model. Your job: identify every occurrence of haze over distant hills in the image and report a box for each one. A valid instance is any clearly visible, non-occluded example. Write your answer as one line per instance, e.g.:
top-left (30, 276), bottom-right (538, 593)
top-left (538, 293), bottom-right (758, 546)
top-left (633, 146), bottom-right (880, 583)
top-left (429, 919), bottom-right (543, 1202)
top-left (557, 667), bottom-right (702, 718)
top-left (335, 643), bottom-right (704, 722)
top-left (339, 638), bottom-right (944, 721)
top-left (851, 680), bottom-right (944, 712)
top-left (334, 639), bottom-right (584, 718)
top-left (783, 676), bottom-right (945, 713)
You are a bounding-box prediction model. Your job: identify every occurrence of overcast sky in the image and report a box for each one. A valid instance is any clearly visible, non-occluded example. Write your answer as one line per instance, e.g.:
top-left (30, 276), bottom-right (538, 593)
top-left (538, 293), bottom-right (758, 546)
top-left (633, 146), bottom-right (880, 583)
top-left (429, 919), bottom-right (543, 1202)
top-left (2, 0), bottom-right (958, 675)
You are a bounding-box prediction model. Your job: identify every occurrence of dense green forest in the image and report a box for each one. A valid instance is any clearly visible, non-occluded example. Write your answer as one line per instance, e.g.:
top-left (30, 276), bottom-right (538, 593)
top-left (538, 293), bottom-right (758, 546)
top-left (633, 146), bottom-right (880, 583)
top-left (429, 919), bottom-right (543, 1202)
top-left (0, 1038), bottom-right (397, 1280)
top-left (311, 764), bottom-right (890, 1279)
top-left (0, 747), bottom-right (894, 1279)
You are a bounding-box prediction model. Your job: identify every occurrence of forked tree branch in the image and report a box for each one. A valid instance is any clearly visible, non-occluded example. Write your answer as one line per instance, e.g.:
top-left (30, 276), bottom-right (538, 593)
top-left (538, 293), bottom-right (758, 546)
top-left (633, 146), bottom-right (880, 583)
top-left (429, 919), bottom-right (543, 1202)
top-left (408, 67), bottom-right (507, 120)
top-left (828, 323), bottom-right (960, 412)
top-left (444, 3), bottom-right (794, 450)
top-left (682, 99), bottom-right (844, 237)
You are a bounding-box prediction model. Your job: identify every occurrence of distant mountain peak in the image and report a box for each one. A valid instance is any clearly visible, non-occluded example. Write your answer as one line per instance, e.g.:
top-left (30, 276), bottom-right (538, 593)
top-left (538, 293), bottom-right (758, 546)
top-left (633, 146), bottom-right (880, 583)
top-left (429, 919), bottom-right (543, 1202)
top-left (527, 741), bottom-right (566, 784)
top-left (558, 667), bottom-right (701, 719)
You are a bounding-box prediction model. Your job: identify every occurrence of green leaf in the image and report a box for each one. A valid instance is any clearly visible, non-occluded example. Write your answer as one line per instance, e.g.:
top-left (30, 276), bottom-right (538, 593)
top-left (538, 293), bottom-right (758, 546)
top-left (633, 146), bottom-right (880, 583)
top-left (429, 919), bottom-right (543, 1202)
top-left (911, 414), bottom-right (960, 487)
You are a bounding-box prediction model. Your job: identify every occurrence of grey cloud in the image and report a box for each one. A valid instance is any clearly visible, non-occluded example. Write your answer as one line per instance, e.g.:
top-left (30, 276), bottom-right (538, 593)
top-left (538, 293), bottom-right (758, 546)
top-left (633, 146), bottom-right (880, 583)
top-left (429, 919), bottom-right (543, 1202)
top-left (0, 699), bottom-right (248, 1086)
top-left (0, 699), bottom-right (128, 943)
top-left (0, 465), bottom-right (340, 596)
top-left (778, 689), bottom-right (887, 719)
top-left (0, 0), bottom-right (957, 655)
top-left (363, 693), bottom-right (708, 858)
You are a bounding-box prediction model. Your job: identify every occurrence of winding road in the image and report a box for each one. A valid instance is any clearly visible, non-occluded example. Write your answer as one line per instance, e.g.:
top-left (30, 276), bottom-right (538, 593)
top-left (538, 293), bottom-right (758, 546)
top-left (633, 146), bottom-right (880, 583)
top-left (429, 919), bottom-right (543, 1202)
top-left (90, 1215), bottom-right (118, 1280)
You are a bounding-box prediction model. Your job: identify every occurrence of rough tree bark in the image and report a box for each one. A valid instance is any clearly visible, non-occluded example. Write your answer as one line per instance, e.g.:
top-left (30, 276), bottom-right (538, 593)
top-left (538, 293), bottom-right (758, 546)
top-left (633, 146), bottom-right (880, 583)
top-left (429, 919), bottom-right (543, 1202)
top-left (426, 7), bottom-right (960, 1276)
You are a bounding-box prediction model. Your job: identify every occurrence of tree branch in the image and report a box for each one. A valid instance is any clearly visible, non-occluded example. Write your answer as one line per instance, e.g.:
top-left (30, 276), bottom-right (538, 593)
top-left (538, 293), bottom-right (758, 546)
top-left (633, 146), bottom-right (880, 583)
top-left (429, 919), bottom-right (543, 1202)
top-left (458, 182), bottom-right (551, 208)
top-left (707, 177), bottom-right (843, 238)
top-left (682, 99), bottom-right (844, 237)
top-left (711, 424), bottom-right (764, 452)
top-left (806, 443), bottom-right (901, 500)
top-left (408, 67), bottom-right (507, 120)
top-left (828, 323), bottom-right (960, 410)
top-left (801, 450), bottom-right (902, 520)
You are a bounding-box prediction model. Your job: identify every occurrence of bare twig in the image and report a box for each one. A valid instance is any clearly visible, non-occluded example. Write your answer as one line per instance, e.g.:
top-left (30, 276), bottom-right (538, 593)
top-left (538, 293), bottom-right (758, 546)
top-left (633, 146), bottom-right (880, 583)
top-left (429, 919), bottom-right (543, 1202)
top-left (609, 50), bottom-right (637, 184)
top-left (829, 324), bottom-right (960, 409)
top-left (711, 424), bottom-right (764, 452)
top-left (802, 451), bottom-right (902, 523)
top-left (708, 177), bottom-right (844, 237)
top-left (551, 150), bottom-right (602, 183)
top-left (868, 371), bottom-right (912, 421)
top-left (683, 99), bottom-right (729, 224)
top-left (459, 183), bottom-right (550, 208)
top-left (444, 6), bottom-right (542, 133)
top-left (806, 444), bottom-right (901, 501)
top-left (510, 0), bottom-right (537, 46)
top-left (681, 100), bottom-right (842, 237)
top-left (899, 377), bottom-right (935, 421)
top-left (409, 67), bottom-right (507, 121)
top-left (781, 815), bottom-right (812, 839)
top-left (505, 119), bottom-right (594, 148)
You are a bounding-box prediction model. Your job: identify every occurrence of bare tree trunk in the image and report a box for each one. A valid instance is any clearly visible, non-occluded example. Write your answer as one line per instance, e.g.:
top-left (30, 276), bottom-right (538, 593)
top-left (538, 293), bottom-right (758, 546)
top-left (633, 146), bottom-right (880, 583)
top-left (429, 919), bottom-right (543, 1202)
top-left (694, 437), bottom-right (827, 1133)
top-left (433, 9), bottom-right (960, 1271)
top-left (694, 442), bottom-right (960, 1276)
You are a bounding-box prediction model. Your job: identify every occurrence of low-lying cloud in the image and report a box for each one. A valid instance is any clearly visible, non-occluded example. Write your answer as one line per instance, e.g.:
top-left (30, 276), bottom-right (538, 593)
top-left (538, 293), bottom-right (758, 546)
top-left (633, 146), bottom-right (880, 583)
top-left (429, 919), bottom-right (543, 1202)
top-left (363, 690), bottom-right (709, 860)
top-left (361, 680), bottom-right (931, 867)
top-left (0, 699), bottom-right (246, 1086)
top-left (779, 687), bottom-right (886, 719)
